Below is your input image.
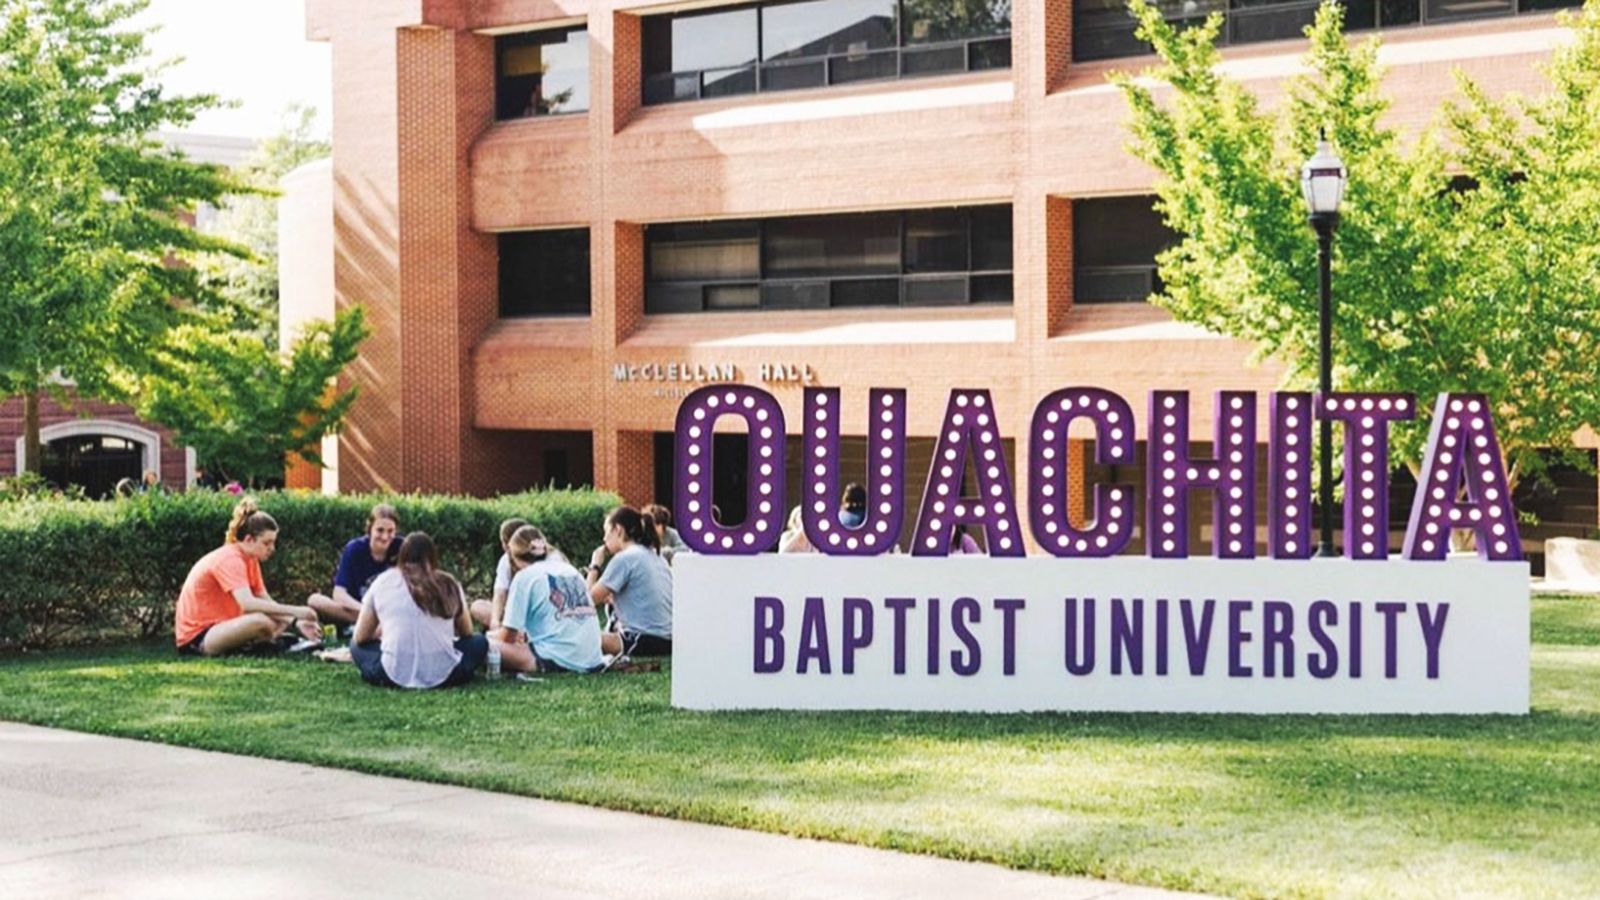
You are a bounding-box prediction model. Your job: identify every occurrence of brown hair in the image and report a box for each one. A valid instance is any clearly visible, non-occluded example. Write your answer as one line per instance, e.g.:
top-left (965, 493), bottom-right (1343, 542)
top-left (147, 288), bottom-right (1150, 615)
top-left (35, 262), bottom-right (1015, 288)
top-left (506, 525), bottom-right (550, 565)
top-left (225, 497), bottom-right (278, 544)
top-left (841, 483), bottom-right (867, 513)
top-left (367, 503), bottom-right (400, 532)
top-left (641, 504), bottom-right (673, 529)
top-left (607, 506), bottom-right (660, 554)
top-left (499, 517), bottom-right (529, 548)
top-left (395, 532), bottom-right (462, 620)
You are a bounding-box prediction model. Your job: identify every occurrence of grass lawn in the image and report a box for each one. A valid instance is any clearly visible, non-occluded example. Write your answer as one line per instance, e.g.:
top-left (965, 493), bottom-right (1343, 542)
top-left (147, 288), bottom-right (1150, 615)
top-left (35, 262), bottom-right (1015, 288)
top-left (1, 595), bottom-right (1597, 899)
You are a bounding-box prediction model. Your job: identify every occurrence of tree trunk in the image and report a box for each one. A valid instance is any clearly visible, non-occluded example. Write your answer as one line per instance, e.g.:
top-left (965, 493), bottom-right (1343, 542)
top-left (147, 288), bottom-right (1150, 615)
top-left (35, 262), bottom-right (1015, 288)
top-left (22, 390), bottom-right (42, 476)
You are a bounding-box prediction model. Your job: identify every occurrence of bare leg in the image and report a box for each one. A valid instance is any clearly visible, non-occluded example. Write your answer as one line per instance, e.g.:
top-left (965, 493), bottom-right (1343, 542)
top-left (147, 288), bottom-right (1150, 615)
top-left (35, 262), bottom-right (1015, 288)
top-left (495, 637), bottom-right (537, 673)
top-left (600, 632), bottom-right (623, 656)
top-left (198, 613), bottom-right (279, 656)
top-left (308, 592), bottom-right (361, 625)
top-left (470, 600), bottom-right (495, 630)
top-left (267, 612), bottom-right (321, 641)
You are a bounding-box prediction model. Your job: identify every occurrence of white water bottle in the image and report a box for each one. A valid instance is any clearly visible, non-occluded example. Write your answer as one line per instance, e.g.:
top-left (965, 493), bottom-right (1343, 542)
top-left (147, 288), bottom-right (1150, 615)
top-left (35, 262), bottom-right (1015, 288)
top-left (487, 640), bottom-right (502, 679)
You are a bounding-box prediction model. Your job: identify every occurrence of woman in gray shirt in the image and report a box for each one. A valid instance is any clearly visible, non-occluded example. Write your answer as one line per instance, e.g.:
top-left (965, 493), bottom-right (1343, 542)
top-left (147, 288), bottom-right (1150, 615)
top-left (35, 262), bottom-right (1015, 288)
top-left (586, 506), bottom-right (674, 656)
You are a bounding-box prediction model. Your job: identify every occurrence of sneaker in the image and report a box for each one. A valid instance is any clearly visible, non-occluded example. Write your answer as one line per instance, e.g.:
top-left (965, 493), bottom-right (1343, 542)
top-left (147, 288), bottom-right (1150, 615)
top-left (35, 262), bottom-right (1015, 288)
top-left (284, 637), bottom-right (322, 655)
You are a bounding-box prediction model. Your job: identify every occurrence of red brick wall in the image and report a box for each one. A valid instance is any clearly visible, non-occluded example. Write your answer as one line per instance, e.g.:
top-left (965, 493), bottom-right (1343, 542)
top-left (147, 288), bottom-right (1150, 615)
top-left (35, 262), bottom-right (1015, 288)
top-left (310, 0), bottom-right (1568, 511)
top-left (0, 394), bottom-right (189, 489)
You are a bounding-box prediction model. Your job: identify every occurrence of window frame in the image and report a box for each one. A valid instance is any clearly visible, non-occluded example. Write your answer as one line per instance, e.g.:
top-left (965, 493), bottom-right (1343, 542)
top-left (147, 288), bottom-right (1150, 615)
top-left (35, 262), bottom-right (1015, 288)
top-left (494, 24), bottom-right (592, 121)
top-left (1070, 0), bottom-right (1575, 63)
top-left (641, 0), bottom-right (1012, 107)
top-left (644, 206), bottom-right (1014, 314)
top-left (1072, 196), bottom-right (1179, 305)
top-left (498, 228), bottom-right (593, 318)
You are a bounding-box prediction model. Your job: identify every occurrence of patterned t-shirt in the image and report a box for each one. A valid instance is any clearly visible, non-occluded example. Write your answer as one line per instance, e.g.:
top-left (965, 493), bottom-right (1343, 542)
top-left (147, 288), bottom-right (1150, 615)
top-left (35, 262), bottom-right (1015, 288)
top-left (505, 558), bottom-right (604, 672)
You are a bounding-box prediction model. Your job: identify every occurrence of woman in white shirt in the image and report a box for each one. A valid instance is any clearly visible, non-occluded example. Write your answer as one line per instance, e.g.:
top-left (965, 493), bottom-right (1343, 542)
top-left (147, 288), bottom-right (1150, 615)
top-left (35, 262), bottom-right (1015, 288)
top-left (351, 532), bottom-right (488, 689)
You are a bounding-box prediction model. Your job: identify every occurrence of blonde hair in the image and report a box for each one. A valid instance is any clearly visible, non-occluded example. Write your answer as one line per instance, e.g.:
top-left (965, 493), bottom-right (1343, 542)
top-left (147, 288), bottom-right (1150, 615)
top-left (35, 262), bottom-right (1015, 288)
top-left (507, 525), bottom-right (551, 565)
top-left (225, 496), bottom-right (277, 544)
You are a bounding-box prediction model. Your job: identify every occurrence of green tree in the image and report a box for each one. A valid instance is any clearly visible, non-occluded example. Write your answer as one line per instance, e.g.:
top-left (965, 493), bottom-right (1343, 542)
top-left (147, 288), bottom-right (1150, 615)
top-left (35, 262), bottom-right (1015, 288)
top-left (130, 306), bottom-right (368, 487)
top-left (202, 104), bottom-right (329, 340)
top-left (0, 0), bottom-right (251, 474)
top-left (1111, 0), bottom-right (1600, 493)
top-left (900, 0), bottom-right (1012, 42)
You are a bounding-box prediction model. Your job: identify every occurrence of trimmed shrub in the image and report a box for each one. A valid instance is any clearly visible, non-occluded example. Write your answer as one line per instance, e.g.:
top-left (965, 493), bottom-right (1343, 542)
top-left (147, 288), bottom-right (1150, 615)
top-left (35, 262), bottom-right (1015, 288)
top-left (0, 488), bottom-right (619, 650)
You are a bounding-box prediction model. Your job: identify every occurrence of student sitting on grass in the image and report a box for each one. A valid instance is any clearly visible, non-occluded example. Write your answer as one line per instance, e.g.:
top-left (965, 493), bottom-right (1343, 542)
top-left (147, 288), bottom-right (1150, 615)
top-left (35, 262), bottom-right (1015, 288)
top-left (175, 498), bottom-right (322, 657)
top-left (473, 516), bottom-right (572, 631)
top-left (642, 503), bottom-right (688, 563)
top-left (587, 506), bottom-right (674, 657)
top-left (308, 503), bottom-right (402, 628)
top-left (471, 516), bottom-right (526, 631)
top-left (350, 532), bottom-right (488, 690)
top-left (490, 525), bottom-right (604, 674)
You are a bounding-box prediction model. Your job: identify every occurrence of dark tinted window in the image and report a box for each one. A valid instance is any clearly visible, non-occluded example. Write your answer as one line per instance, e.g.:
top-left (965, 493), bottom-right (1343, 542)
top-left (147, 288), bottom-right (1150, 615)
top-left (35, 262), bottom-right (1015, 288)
top-left (1072, 0), bottom-right (1579, 62)
top-left (648, 221), bottom-right (760, 282)
top-left (496, 27), bottom-right (589, 119)
top-left (646, 205), bottom-right (1012, 312)
top-left (905, 208), bottom-right (967, 272)
top-left (499, 229), bottom-right (591, 316)
top-left (903, 0), bottom-right (1011, 43)
top-left (970, 205), bottom-right (1013, 271)
top-left (643, 0), bottom-right (1011, 105)
top-left (765, 212), bottom-right (899, 278)
top-left (1073, 196), bottom-right (1179, 304)
top-left (763, 0), bottom-right (896, 60)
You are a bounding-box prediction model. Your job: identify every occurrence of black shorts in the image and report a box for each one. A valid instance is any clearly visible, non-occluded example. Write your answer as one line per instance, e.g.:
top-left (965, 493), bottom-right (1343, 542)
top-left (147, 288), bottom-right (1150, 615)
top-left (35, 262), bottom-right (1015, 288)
top-left (620, 631), bottom-right (672, 657)
top-left (534, 657), bottom-right (606, 674)
top-left (176, 627), bottom-right (212, 656)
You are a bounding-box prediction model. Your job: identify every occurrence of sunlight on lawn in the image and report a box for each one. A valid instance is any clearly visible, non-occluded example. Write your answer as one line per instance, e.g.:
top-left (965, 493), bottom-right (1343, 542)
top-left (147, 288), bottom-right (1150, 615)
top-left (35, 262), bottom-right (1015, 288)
top-left (0, 595), bottom-right (1595, 898)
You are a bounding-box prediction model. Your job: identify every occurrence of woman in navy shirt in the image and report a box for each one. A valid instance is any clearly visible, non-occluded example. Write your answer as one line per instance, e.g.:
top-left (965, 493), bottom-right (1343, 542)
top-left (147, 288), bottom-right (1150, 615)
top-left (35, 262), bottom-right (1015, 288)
top-left (308, 503), bottom-right (402, 628)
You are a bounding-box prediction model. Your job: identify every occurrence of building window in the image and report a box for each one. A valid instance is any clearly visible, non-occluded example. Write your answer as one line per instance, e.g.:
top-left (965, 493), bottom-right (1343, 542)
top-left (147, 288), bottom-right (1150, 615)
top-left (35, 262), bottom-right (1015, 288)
top-left (496, 26), bottom-right (590, 120)
top-left (1072, 0), bottom-right (1576, 62)
top-left (642, 0), bottom-right (1011, 105)
top-left (499, 229), bottom-right (591, 317)
top-left (645, 205), bottom-right (1012, 313)
top-left (1073, 196), bottom-right (1178, 304)
top-left (41, 434), bottom-right (145, 500)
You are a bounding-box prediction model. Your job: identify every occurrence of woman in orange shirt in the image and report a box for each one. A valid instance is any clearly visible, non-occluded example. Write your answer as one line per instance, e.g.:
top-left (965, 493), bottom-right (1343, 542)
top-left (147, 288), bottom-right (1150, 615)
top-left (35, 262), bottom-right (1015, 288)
top-left (174, 498), bottom-right (322, 656)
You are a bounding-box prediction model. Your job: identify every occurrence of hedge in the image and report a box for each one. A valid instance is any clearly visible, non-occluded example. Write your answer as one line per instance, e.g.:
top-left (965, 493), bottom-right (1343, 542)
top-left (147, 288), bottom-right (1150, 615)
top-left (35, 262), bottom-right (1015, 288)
top-left (0, 488), bottom-right (619, 651)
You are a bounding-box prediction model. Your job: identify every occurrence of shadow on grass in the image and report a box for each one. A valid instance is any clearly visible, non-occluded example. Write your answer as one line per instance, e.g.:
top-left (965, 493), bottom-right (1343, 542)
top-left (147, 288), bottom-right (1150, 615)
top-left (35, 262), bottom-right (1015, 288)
top-left (3, 635), bottom-right (1599, 896)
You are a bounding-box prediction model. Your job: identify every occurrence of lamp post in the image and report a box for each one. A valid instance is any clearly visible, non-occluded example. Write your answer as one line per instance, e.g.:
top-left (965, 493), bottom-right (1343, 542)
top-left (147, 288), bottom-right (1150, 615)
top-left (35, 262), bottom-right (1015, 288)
top-left (1301, 134), bottom-right (1346, 558)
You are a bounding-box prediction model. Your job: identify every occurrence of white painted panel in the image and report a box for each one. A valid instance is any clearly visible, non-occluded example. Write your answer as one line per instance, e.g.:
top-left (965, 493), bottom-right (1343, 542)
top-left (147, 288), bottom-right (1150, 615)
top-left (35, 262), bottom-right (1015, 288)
top-left (671, 554), bottom-right (1529, 714)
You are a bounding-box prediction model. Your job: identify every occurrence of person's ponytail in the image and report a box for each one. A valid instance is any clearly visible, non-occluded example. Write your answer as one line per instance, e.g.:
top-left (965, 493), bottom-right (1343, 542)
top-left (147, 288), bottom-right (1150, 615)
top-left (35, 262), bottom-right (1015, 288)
top-left (225, 497), bottom-right (275, 544)
top-left (608, 506), bottom-right (660, 555)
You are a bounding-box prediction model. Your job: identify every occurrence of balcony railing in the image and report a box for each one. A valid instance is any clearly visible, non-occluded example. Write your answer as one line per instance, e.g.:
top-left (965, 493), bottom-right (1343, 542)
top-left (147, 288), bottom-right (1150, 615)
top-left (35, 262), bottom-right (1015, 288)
top-left (1075, 265), bottom-right (1159, 304)
top-left (645, 271), bottom-right (1014, 313)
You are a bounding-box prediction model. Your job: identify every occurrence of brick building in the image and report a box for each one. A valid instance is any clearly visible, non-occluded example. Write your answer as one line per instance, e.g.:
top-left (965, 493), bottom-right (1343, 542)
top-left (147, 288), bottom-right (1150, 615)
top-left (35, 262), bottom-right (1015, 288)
top-left (3, 133), bottom-right (254, 497)
top-left (301, 0), bottom-right (1593, 557)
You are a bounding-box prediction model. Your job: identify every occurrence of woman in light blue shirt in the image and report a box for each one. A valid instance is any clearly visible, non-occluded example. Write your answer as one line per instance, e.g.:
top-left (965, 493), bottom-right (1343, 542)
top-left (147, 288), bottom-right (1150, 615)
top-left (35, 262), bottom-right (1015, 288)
top-left (586, 506), bottom-right (674, 657)
top-left (492, 526), bottom-right (604, 674)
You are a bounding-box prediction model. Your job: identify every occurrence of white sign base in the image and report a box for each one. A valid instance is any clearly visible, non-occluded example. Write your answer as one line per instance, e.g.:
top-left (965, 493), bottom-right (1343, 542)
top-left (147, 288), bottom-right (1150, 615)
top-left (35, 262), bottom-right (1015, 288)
top-left (670, 555), bottom-right (1529, 714)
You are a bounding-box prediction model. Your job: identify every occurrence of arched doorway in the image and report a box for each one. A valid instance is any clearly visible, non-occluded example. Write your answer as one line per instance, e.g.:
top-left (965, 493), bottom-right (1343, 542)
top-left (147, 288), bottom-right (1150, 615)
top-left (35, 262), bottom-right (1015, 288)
top-left (16, 420), bottom-right (162, 499)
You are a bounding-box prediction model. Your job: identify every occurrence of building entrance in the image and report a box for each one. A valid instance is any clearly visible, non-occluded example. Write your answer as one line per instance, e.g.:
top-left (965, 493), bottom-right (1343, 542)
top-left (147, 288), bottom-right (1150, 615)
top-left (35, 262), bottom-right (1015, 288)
top-left (42, 433), bottom-right (144, 499)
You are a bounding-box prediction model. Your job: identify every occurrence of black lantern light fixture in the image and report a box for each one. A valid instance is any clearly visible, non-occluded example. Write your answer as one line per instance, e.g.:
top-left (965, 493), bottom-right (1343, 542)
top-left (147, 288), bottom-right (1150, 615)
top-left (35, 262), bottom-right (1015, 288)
top-left (1301, 132), bottom-right (1348, 557)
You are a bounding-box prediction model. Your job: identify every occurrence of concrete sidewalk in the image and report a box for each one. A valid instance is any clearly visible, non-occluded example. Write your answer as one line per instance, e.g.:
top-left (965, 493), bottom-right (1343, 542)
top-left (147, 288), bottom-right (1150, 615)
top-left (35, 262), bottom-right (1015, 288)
top-left (0, 722), bottom-right (1204, 900)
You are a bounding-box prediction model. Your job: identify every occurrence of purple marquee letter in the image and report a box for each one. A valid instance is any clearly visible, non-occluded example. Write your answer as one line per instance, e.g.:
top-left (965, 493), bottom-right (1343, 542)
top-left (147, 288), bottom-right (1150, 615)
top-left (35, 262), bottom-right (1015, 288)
top-left (1268, 392), bottom-right (1313, 559)
top-left (674, 385), bottom-right (786, 555)
top-left (1403, 394), bottom-right (1522, 561)
top-left (1030, 388), bottom-right (1135, 557)
top-left (1146, 391), bottom-right (1257, 559)
top-left (1317, 392), bottom-right (1415, 559)
top-left (911, 389), bottom-right (1024, 557)
top-left (802, 387), bottom-right (908, 555)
